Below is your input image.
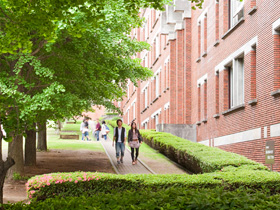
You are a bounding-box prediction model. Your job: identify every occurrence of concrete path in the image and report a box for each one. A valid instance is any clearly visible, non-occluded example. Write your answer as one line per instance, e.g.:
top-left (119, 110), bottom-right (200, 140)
top-left (101, 137), bottom-right (155, 175)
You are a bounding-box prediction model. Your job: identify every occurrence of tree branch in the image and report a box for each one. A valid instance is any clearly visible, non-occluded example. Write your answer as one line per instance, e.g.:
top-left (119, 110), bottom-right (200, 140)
top-left (0, 7), bottom-right (15, 23)
top-left (31, 40), bottom-right (48, 56)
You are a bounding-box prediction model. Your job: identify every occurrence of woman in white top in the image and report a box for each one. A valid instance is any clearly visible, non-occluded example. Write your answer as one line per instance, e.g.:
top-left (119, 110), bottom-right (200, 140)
top-left (101, 121), bottom-right (109, 140)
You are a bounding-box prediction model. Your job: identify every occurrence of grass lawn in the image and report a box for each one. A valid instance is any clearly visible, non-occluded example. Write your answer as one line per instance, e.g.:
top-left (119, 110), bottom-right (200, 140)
top-left (48, 124), bottom-right (103, 152)
top-left (107, 124), bottom-right (172, 161)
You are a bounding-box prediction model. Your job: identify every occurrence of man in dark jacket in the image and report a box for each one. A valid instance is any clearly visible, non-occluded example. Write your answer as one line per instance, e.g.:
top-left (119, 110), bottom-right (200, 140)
top-left (112, 119), bottom-right (126, 164)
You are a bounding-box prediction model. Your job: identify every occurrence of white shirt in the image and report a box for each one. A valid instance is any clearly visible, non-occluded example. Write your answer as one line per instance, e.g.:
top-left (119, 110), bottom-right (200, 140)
top-left (114, 127), bottom-right (126, 142)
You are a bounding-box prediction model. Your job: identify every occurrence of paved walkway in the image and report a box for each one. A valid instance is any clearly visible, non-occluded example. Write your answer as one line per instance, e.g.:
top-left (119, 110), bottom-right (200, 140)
top-left (101, 137), bottom-right (155, 175)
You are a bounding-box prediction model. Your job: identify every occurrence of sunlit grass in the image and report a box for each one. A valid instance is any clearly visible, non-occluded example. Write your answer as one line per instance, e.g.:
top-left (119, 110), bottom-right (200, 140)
top-left (48, 128), bottom-right (103, 151)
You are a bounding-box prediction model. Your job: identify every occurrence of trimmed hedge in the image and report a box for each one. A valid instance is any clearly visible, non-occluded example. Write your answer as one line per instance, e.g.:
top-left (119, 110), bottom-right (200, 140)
top-left (139, 129), bottom-right (268, 173)
top-left (5, 187), bottom-right (280, 209)
top-left (26, 170), bottom-right (280, 202)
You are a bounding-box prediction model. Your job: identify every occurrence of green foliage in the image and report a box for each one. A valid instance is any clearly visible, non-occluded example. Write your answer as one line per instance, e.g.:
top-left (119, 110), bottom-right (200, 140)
top-left (106, 119), bottom-right (130, 130)
top-left (140, 129), bottom-right (268, 173)
top-left (105, 113), bottom-right (118, 115)
top-left (26, 170), bottom-right (280, 202)
top-left (13, 172), bottom-right (30, 181)
top-left (0, 0), bottom-right (168, 143)
top-left (4, 187), bottom-right (280, 209)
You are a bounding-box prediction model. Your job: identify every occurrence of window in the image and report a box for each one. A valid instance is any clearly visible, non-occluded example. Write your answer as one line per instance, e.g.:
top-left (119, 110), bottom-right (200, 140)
top-left (198, 85), bottom-right (201, 122)
top-left (155, 114), bottom-right (159, 129)
top-left (144, 88), bottom-right (148, 108)
top-left (203, 14), bottom-right (207, 54)
top-left (144, 122), bottom-right (148, 129)
top-left (215, 0), bottom-right (219, 41)
top-left (215, 72), bottom-right (220, 114)
top-left (198, 22), bottom-right (201, 57)
top-left (155, 74), bottom-right (159, 97)
top-left (133, 103), bottom-right (136, 120)
top-left (273, 19), bottom-right (280, 93)
top-left (229, 57), bottom-right (244, 108)
top-left (156, 34), bottom-right (160, 58)
top-left (127, 109), bottom-right (130, 124)
top-left (250, 45), bottom-right (257, 100)
top-left (127, 83), bottom-right (130, 98)
top-left (145, 17), bottom-right (149, 40)
top-left (230, 0), bottom-right (244, 27)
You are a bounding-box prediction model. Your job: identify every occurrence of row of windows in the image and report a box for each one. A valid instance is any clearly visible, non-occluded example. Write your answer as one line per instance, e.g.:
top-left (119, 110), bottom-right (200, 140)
top-left (197, 0), bottom-right (255, 59)
top-left (141, 59), bottom-right (170, 112)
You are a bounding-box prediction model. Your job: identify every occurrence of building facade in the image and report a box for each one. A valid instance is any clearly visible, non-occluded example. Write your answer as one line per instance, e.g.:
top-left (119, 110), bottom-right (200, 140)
top-left (121, 0), bottom-right (280, 171)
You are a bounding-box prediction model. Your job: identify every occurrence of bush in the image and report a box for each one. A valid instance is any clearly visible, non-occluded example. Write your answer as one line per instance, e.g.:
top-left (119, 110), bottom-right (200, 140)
top-left (105, 113), bottom-right (119, 116)
top-left (26, 170), bottom-right (280, 202)
top-left (6, 186), bottom-right (280, 209)
top-left (139, 129), bottom-right (268, 173)
top-left (106, 120), bottom-right (130, 131)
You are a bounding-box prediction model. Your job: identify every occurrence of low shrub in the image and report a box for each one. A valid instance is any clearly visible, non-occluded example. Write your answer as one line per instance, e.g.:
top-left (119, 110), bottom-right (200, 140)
top-left (105, 113), bottom-right (119, 116)
top-left (26, 170), bottom-right (280, 202)
top-left (6, 186), bottom-right (280, 209)
top-left (106, 120), bottom-right (130, 131)
top-left (140, 129), bottom-right (268, 173)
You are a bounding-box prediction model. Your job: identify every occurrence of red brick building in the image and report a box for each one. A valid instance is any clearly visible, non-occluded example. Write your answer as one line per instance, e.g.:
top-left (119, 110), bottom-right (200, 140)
top-left (121, 0), bottom-right (280, 171)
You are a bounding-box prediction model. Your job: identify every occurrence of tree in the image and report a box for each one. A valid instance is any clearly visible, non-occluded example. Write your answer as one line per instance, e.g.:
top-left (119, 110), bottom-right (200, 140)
top-left (0, 0), bottom-right (171, 206)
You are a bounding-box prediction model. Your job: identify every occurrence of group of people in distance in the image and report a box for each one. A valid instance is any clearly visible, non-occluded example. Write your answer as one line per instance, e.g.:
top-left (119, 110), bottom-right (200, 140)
top-left (80, 118), bottom-right (110, 141)
top-left (80, 117), bottom-right (142, 165)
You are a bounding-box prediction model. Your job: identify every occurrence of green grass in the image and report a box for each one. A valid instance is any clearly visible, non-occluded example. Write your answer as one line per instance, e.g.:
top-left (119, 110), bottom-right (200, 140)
top-left (61, 123), bottom-right (82, 132)
top-left (48, 129), bottom-right (104, 151)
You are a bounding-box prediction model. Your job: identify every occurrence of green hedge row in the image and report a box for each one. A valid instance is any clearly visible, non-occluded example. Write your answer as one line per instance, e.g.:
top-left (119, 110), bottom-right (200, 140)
top-left (6, 186), bottom-right (280, 209)
top-left (26, 170), bottom-right (280, 202)
top-left (139, 129), bottom-right (268, 173)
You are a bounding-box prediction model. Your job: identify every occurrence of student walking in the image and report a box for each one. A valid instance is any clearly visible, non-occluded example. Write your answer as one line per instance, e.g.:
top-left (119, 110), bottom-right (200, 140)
top-left (101, 121), bottom-right (110, 140)
top-left (95, 119), bottom-right (101, 141)
top-left (128, 121), bottom-right (142, 165)
top-left (112, 119), bottom-right (126, 164)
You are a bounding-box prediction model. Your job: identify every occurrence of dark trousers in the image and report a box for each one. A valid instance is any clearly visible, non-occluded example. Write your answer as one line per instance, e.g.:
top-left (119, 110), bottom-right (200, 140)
top-left (131, 148), bottom-right (139, 161)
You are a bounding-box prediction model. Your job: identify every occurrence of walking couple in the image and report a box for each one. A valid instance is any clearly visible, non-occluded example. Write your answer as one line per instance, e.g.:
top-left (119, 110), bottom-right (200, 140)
top-left (112, 119), bottom-right (142, 165)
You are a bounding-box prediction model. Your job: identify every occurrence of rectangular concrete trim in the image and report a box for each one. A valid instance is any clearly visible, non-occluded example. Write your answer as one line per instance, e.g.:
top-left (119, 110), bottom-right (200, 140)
top-left (141, 117), bottom-right (150, 126)
top-left (199, 140), bottom-right (209, 146)
top-left (272, 17), bottom-right (280, 34)
top-left (214, 128), bottom-right (261, 146)
top-left (215, 36), bottom-right (258, 72)
top-left (151, 108), bottom-right (162, 119)
top-left (270, 123), bottom-right (280, 137)
top-left (197, 73), bottom-right (208, 87)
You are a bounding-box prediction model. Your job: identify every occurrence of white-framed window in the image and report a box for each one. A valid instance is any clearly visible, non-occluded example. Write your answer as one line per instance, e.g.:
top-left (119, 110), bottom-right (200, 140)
top-left (127, 83), bottom-right (130, 97)
top-left (145, 15), bottom-right (149, 40)
top-left (133, 103), bottom-right (136, 119)
top-left (156, 34), bottom-right (160, 58)
top-left (229, 56), bottom-right (244, 108)
top-left (145, 54), bottom-right (148, 67)
top-left (155, 114), bottom-right (159, 127)
top-left (230, 0), bottom-right (244, 27)
top-left (144, 88), bottom-right (148, 108)
top-left (127, 110), bottom-right (130, 124)
top-left (144, 122), bottom-right (148, 129)
top-left (155, 74), bottom-right (159, 97)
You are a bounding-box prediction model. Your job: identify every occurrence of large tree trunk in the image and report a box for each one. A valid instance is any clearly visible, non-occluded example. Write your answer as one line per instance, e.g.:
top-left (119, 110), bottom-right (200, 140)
top-left (57, 120), bottom-right (62, 131)
top-left (37, 122), bottom-right (47, 151)
top-left (7, 135), bottom-right (24, 177)
top-left (0, 125), bottom-right (15, 207)
top-left (25, 124), bottom-right (36, 166)
top-left (0, 158), bottom-right (15, 207)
